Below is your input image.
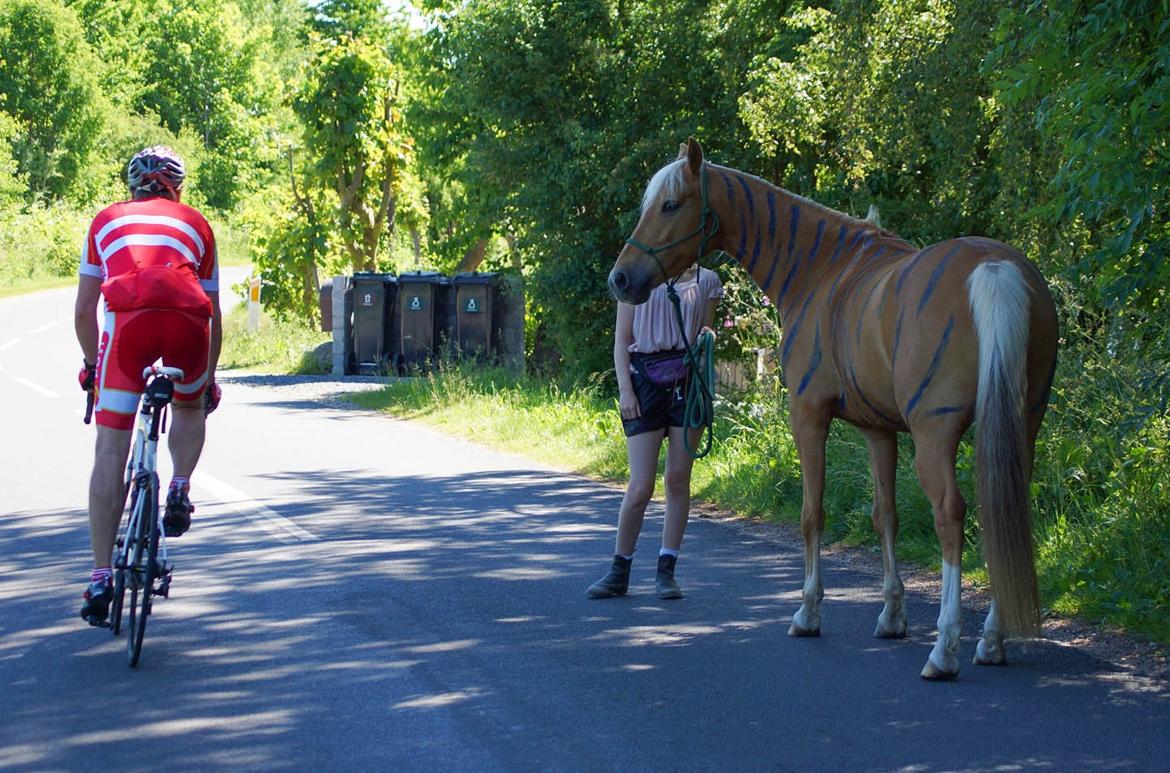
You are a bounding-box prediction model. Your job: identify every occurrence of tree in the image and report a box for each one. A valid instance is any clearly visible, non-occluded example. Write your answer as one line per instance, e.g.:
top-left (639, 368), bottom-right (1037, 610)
top-left (987, 0), bottom-right (1170, 316)
top-left (294, 25), bottom-right (414, 273)
top-left (136, 0), bottom-right (285, 208)
top-left (0, 0), bottom-right (105, 200)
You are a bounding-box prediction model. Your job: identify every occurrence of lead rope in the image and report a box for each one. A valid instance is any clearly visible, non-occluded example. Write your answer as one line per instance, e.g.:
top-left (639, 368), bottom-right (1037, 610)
top-left (667, 282), bottom-right (716, 458)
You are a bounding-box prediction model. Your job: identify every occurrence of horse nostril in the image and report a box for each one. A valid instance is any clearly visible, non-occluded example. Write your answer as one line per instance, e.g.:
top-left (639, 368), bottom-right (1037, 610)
top-left (610, 270), bottom-right (629, 291)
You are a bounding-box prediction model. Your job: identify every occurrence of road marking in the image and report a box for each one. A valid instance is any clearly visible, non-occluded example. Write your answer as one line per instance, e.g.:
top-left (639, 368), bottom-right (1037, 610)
top-left (0, 337), bottom-right (23, 352)
top-left (199, 471), bottom-right (317, 543)
top-left (30, 321), bottom-right (60, 334)
top-left (12, 377), bottom-right (59, 398)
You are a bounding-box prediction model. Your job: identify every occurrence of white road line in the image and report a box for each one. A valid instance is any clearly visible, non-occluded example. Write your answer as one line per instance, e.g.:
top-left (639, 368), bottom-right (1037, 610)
top-left (30, 321), bottom-right (60, 334)
top-left (0, 337), bottom-right (23, 352)
top-left (199, 471), bottom-right (317, 543)
top-left (12, 377), bottom-right (59, 399)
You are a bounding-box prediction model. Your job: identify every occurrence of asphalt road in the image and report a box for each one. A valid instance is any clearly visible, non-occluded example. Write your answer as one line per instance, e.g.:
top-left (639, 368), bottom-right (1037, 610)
top-left (1, 279), bottom-right (1167, 772)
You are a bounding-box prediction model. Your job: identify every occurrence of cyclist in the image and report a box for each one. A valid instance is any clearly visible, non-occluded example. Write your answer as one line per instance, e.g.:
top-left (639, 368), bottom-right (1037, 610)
top-left (75, 146), bottom-right (222, 626)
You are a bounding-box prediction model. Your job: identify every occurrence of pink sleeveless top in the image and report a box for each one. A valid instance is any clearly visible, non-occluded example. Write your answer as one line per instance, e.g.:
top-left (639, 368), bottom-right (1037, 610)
top-left (628, 267), bottom-right (723, 354)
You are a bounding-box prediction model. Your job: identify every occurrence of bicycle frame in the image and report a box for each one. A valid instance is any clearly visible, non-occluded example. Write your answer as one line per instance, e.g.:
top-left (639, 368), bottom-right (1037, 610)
top-left (110, 365), bottom-right (183, 663)
top-left (122, 367), bottom-right (183, 570)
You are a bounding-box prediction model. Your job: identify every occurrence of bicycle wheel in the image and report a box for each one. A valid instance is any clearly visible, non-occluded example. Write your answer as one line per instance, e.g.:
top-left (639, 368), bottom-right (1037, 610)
top-left (126, 473), bottom-right (159, 667)
top-left (110, 486), bottom-right (138, 636)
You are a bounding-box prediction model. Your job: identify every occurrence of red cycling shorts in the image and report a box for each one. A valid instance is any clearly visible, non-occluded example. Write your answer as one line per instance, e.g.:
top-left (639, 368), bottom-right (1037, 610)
top-left (94, 308), bottom-right (212, 430)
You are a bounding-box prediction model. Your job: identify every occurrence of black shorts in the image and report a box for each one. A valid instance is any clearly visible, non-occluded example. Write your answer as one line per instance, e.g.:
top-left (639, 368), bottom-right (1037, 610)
top-left (621, 353), bottom-right (688, 437)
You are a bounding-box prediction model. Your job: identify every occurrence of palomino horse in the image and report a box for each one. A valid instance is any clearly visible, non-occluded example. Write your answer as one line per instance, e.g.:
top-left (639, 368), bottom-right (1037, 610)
top-left (609, 139), bottom-right (1058, 679)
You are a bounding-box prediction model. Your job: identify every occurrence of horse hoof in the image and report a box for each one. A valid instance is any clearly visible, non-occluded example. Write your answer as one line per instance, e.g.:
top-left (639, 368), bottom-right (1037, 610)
top-left (920, 657), bottom-right (959, 681)
top-left (873, 615), bottom-right (907, 639)
top-left (788, 622), bottom-right (820, 637)
top-left (973, 639), bottom-right (1007, 666)
top-left (789, 607), bottom-right (820, 637)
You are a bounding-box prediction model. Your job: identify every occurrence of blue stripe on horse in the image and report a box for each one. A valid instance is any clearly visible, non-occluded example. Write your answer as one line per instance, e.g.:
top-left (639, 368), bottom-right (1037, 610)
top-left (896, 244), bottom-right (938, 294)
top-left (787, 205), bottom-right (800, 263)
top-left (855, 277), bottom-right (882, 346)
top-left (849, 362), bottom-right (901, 425)
top-left (778, 259), bottom-right (800, 305)
top-left (829, 226), bottom-right (849, 264)
top-left (892, 310), bottom-right (904, 370)
top-left (735, 175), bottom-right (755, 217)
top-left (808, 219), bottom-right (826, 265)
top-left (748, 224), bottom-right (763, 273)
top-left (720, 171), bottom-right (736, 204)
top-left (797, 327), bottom-right (822, 395)
top-left (767, 191), bottom-right (776, 244)
top-left (916, 244), bottom-right (961, 318)
top-left (928, 405), bottom-right (966, 417)
top-left (905, 315), bottom-right (956, 417)
top-left (782, 290), bottom-right (817, 366)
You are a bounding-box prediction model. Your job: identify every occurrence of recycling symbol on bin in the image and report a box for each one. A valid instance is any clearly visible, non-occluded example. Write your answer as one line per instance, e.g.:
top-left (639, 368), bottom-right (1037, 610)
top-left (409, 295), bottom-right (423, 310)
top-left (464, 297), bottom-right (480, 313)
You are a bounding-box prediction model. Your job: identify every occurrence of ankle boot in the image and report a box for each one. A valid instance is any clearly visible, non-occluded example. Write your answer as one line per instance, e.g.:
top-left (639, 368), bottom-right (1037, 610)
top-left (586, 555), bottom-right (632, 599)
top-left (656, 554), bottom-right (684, 599)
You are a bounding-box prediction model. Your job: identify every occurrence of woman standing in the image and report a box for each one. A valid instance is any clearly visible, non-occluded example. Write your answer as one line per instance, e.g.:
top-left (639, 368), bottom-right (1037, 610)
top-left (587, 263), bottom-right (722, 600)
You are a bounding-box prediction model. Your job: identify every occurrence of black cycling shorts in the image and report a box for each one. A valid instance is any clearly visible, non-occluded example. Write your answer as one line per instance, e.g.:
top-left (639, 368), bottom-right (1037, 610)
top-left (621, 353), bottom-right (688, 437)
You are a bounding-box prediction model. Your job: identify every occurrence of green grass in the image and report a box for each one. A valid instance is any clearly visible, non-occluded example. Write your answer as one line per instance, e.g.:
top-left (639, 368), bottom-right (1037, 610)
top-left (218, 302), bottom-right (332, 375)
top-left (0, 207), bottom-right (251, 297)
top-left (0, 275), bottom-right (76, 298)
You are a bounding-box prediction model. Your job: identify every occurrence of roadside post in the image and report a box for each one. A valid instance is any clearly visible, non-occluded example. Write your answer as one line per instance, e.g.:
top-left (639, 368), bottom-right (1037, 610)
top-left (247, 275), bottom-right (262, 331)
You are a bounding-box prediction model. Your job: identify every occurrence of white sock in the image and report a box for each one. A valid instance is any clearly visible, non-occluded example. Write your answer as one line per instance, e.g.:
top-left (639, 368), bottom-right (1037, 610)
top-left (659, 547), bottom-right (679, 558)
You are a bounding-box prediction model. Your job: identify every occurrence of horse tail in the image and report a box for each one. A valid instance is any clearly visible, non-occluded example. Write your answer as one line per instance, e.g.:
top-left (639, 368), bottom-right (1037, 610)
top-left (966, 260), bottom-right (1040, 638)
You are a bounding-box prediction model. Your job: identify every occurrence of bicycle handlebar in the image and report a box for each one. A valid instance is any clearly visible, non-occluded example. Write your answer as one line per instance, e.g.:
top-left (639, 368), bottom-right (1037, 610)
top-left (142, 365), bottom-right (185, 380)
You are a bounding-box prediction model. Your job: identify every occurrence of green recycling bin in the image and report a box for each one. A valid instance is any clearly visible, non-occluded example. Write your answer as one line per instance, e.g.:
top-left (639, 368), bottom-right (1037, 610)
top-left (352, 273), bottom-right (398, 374)
top-left (397, 271), bottom-right (450, 369)
top-left (452, 272), bottom-right (499, 359)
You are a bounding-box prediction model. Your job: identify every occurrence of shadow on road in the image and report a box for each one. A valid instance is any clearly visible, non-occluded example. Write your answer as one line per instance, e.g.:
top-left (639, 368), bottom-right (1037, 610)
top-left (2, 468), bottom-right (1167, 771)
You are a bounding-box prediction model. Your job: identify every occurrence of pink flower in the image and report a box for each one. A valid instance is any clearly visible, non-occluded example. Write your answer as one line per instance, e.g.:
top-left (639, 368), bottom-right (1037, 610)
top-left (761, 295), bottom-right (772, 306)
top-left (723, 317), bottom-right (734, 328)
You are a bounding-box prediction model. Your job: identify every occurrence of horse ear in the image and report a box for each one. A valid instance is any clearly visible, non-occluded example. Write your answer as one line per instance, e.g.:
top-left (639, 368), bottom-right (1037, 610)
top-left (686, 137), bottom-right (703, 175)
top-left (677, 142), bottom-right (688, 159)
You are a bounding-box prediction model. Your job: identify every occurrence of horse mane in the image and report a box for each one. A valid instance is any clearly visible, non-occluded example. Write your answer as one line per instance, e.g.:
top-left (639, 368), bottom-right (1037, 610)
top-left (642, 157), bottom-right (907, 243)
top-left (641, 158), bottom-right (687, 214)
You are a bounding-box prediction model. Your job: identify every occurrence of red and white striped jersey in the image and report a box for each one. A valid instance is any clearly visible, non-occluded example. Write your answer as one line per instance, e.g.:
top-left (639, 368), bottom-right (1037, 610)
top-left (79, 196), bottom-right (217, 313)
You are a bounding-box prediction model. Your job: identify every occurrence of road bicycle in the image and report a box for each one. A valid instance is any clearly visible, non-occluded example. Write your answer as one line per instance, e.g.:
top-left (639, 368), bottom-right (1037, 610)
top-left (97, 365), bottom-right (183, 667)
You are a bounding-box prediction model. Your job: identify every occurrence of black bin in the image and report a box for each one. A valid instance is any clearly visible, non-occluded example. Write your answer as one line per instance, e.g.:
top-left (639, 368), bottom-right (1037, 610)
top-left (397, 271), bottom-right (450, 369)
top-left (352, 272), bottom-right (398, 374)
top-left (452, 272), bottom-right (499, 358)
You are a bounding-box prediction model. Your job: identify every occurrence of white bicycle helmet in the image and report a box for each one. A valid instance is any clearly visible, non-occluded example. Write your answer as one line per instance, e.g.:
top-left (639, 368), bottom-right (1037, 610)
top-left (127, 146), bottom-right (185, 197)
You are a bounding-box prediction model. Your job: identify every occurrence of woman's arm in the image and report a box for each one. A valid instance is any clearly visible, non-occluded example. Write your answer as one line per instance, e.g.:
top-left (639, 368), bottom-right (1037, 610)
top-left (614, 303), bottom-right (640, 420)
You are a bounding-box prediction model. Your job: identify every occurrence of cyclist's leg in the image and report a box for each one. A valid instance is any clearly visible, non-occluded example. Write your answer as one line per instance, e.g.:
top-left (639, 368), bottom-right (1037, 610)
top-left (83, 310), bottom-right (148, 623)
top-left (88, 427), bottom-right (133, 565)
top-left (161, 311), bottom-right (212, 536)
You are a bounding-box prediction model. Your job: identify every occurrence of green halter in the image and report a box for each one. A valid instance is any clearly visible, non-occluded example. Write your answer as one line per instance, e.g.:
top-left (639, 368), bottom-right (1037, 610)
top-left (623, 163), bottom-right (720, 285)
top-left (623, 164), bottom-right (720, 458)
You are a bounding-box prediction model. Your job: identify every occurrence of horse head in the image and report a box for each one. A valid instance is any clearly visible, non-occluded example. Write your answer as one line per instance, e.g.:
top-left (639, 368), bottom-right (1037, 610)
top-left (608, 137), bottom-right (714, 304)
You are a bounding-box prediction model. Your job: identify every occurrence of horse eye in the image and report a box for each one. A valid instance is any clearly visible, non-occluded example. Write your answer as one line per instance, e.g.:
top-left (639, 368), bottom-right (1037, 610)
top-left (661, 199), bottom-right (680, 213)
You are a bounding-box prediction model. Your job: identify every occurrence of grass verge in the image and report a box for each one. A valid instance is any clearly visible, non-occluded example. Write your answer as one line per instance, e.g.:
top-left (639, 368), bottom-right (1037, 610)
top-left (218, 302), bottom-right (332, 375)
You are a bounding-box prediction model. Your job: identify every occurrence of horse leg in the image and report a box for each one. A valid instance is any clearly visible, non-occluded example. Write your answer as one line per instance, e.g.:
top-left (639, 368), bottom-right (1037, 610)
top-left (913, 425), bottom-right (967, 680)
top-left (974, 408), bottom-right (1042, 666)
top-left (862, 429), bottom-right (906, 639)
top-left (788, 403), bottom-right (830, 637)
